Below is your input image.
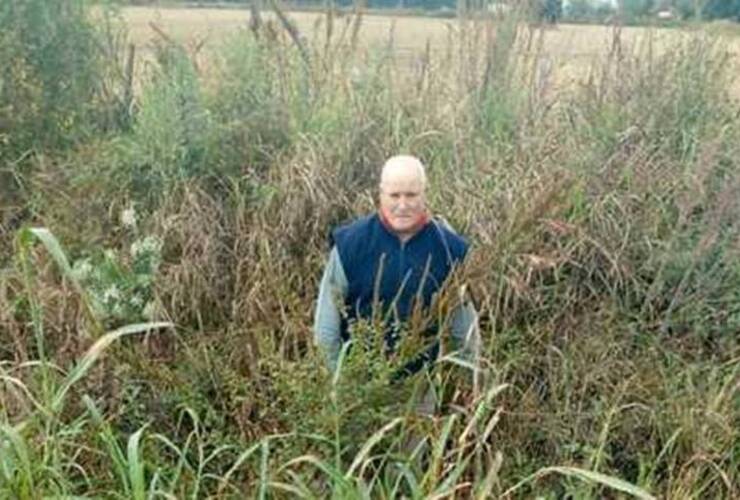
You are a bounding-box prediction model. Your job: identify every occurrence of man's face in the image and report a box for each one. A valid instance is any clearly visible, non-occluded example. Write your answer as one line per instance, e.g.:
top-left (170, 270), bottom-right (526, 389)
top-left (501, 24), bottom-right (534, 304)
top-left (379, 167), bottom-right (427, 236)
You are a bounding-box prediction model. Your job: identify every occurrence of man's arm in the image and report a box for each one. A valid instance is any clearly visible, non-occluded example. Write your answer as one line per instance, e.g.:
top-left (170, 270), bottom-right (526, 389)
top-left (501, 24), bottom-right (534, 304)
top-left (449, 298), bottom-right (480, 367)
top-left (433, 218), bottom-right (480, 366)
top-left (313, 246), bottom-right (348, 372)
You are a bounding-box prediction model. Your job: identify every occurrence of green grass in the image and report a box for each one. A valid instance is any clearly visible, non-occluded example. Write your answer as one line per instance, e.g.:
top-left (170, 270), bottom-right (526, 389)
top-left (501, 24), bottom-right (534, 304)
top-left (1, 1), bottom-right (739, 498)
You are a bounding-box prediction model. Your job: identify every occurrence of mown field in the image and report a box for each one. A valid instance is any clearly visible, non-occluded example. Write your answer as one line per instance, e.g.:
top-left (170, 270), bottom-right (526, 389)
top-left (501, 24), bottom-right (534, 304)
top-left (1, 2), bottom-right (739, 498)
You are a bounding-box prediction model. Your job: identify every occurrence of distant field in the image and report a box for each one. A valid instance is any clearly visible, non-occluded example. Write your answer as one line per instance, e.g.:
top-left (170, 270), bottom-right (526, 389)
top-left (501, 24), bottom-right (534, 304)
top-left (120, 6), bottom-right (740, 96)
top-left (5, 4), bottom-right (740, 498)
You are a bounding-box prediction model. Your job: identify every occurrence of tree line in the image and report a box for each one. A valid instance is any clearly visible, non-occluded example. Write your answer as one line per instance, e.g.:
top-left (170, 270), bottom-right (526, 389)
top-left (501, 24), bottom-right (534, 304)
top-left (123, 0), bottom-right (740, 22)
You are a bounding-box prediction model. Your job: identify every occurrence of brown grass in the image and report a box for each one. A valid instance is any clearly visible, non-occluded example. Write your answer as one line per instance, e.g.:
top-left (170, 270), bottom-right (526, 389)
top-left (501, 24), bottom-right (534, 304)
top-left (118, 6), bottom-right (740, 97)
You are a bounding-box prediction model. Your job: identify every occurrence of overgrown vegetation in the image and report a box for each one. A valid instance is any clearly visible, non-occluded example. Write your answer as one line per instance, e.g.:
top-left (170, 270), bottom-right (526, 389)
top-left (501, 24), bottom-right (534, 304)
top-left (1, 2), bottom-right (738, 498)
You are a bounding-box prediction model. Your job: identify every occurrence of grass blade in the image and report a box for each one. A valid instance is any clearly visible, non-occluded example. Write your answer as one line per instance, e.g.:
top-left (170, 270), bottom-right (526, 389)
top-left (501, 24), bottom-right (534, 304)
top-left (52, 322), bottom-right (172, 413)
top-left (284, 455), bottom-right (349, 489)
top-left (0, 422), bottom-right (35, 495)
top-left (502, 465), bottom-right (657, 499)
top-left (19, 228), bottom-right (74, 279)
top-left (83, 395), bottom-right (130, 497)
top-left (127, 425), bottom-right (149, 500)
top-left (258, 440), bottom-right (269, 500)
top-left (346, 417), bottom-right (403, 478)
top-left (474, 450), bottom-right (503, 500)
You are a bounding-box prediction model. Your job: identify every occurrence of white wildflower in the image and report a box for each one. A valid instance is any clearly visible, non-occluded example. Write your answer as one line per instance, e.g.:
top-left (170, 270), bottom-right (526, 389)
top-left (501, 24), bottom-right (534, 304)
top-left (130, 294), bottom-right (144, 308)
top-left (111, 302), bottom-right (124, 319)
top-left (102, 284), bottom-right (121, 304)
top-left (130, 236), bottom-right (162, 260)
top-left (121, 207), bottom-right (137, 228)
top-left (71, 260), bottom-right (93, 282)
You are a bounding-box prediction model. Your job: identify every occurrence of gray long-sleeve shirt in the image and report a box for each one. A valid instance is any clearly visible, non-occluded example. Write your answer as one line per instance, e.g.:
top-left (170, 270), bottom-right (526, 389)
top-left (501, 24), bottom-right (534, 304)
top-left (313, 246), bottom-right (480, 372)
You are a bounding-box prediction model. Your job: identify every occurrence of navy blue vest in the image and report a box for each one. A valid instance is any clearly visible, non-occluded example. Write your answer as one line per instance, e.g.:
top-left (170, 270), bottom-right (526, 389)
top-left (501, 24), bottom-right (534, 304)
top-left (331, 213), bottom-right (468, 374)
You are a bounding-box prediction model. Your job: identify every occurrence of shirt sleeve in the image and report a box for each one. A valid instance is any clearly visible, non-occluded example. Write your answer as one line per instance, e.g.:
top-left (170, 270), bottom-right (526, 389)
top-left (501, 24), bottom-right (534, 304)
top-left (449, 300), bottom-right (480, 367)
top-left (313, 246), bottom-right (349, 372)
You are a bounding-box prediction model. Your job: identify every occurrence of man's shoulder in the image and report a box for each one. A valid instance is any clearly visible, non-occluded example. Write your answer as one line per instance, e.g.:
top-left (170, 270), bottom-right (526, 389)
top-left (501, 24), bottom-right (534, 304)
top-left (335, 213), bottom-right (377, 233)
top-left (330, 213), bottom-right (378, 246)
top-left (430, 217), bottom-right (469, 258)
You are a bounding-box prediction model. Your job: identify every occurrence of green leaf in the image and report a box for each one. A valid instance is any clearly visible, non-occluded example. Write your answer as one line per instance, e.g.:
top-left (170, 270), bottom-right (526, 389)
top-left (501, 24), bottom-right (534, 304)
top-left (503, 465), bottom-right (657, 500)
top-left (19, 228), bottom-right (74, 280)
top-left (0, 422), bottom-right (35, 495)
top-left (128, 425), bottom-right (149, 500)
top-left (346, 417), bottom-right (404, 478)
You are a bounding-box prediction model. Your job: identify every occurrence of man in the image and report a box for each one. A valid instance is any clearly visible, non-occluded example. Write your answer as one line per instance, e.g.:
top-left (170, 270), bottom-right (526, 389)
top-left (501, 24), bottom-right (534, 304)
top-left (313, 155), bottom-right (479, 383)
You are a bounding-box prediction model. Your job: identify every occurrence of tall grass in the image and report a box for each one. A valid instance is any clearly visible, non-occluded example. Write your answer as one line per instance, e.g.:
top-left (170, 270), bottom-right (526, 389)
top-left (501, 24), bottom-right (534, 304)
top-left (1, 2), bottom-right (738, 498)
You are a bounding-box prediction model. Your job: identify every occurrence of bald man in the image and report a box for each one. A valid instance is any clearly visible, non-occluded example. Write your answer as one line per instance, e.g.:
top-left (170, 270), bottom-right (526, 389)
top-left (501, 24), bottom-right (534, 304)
top-left (313, 155), bottom-right (479, 382)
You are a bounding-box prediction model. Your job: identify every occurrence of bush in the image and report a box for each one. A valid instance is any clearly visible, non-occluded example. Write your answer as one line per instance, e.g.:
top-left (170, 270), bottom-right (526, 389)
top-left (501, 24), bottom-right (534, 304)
top-left (0, 0), bottom-right (120, 156)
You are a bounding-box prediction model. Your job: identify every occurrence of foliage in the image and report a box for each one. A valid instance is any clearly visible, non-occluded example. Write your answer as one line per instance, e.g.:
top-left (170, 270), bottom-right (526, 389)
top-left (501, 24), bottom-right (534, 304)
top-left (702, 0), bottom-right (740, 20)
top-left (71, 234), bottom-right (163, 327)
top-left (0, 0), bottom-right (122, 157)
top-left (0, 2), bottom-right (739, 498)
top-left (564, 0), bottom-right (616, 22)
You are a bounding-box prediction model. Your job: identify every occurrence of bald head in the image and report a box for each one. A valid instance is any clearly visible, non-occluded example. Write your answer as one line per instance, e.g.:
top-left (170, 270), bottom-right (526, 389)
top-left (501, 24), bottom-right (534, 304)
top-left (378, 155), bottom-right (428, 240)
top-left (380, 155), bottom-right (427, 191)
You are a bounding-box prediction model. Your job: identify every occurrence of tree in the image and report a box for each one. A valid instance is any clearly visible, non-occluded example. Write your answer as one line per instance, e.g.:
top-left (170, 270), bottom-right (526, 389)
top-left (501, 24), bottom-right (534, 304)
top-left (565, 0), bottom-right (616, 21)
top-left (542, 0), bottom-right (563, 23)
top-left (702, 0), bottom-right (740, 20)
top-left (620, 0), bottom-right (655, 22)
top-left (672, 0), bottom-right (702, 19)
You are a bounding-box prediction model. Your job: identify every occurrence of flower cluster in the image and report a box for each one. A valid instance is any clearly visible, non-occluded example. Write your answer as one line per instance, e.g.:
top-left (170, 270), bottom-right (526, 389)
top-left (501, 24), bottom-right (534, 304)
top-left (71, 235), bottom-right (163, 326)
